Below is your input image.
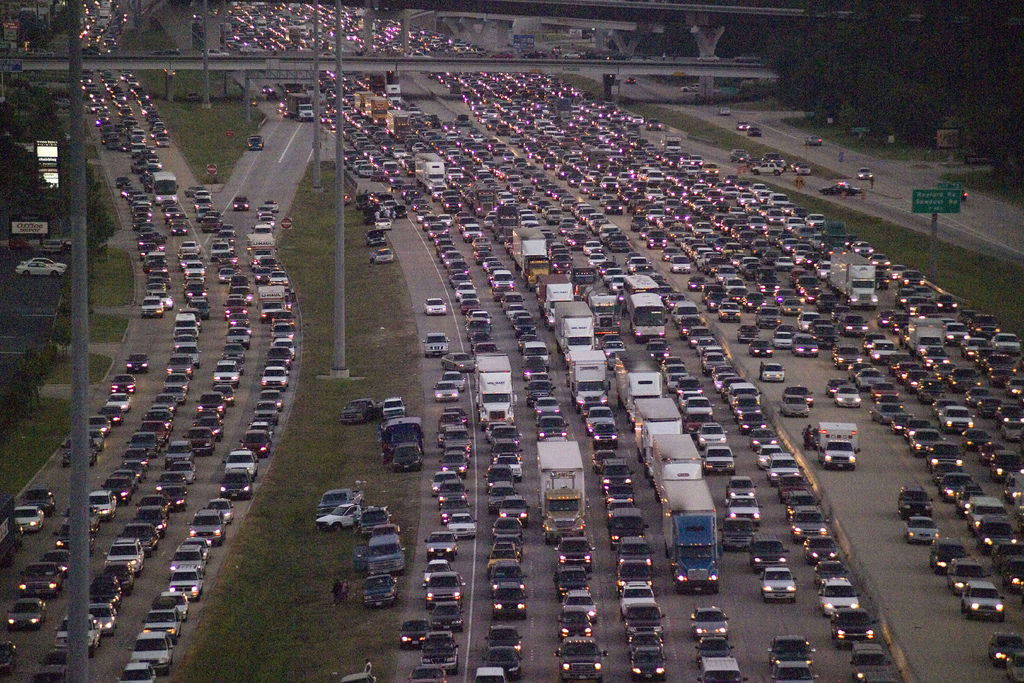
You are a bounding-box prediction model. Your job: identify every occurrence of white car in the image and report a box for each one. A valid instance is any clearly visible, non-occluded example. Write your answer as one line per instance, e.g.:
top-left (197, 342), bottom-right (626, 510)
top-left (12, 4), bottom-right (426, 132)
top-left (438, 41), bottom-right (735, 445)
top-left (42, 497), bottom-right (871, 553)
top-left (585, 406), bottom-right (615, 434)
top-left (120, 662), bottom-right (157, 683)
top-left (212, 360), bottom-right (242, 387)
top-left (168, 567), bottom-right (204, 600)
top-left (833, 386), bottom-right (862, 408)
top-left (424, 298), bottom-right (448, 316)
top-left (440, 371), bottom-right (466, 391)
top-left (13, 505), bottom-right (45, 533)
top-left (760, 566), bottom-right (797, 603)
top-left (619, 581), bottom-right (657, 617)
top-left (905, 515), bottom-right (939, 544)
top-left (433, 380), bottom-right (460, 402)
top-left (446, 512), bottom-right (477, 539)
top-left (534, 396), bottom-right (561, 416)
top-left (767, 456), bottom-right (801, 484)
top-left (697, 423), bottom-right (728, 450)
top-left (759, 363), bottom-right (786, 383)
top-left (140, 296), bottom-right (165, 318)
top-left (818, 578), bottom-right (860, 616)
top-left (261, 367), bottom-right (288, 388)
top-left (16, 258), bottom-right (67, 276)
top-left (422, 559), bottom-right (453, 587)
top-left (106, 393), bottom-right (132, 413)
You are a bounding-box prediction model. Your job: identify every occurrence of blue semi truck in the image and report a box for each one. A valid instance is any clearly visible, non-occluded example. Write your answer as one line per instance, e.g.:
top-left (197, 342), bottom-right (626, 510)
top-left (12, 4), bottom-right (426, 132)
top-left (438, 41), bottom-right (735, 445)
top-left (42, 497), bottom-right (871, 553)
top-left (660, 479), bottom-right (719, 594)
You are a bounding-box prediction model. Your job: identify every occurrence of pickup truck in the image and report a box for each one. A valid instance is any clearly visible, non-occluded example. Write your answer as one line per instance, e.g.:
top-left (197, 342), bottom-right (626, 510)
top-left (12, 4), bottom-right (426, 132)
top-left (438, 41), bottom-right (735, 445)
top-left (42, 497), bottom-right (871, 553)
top-left (363, 573), bottom-right (398, 608)
top-left (421, 631), bottom-right (459, 674)
top-left (423, 333), bottom-right (451, 358)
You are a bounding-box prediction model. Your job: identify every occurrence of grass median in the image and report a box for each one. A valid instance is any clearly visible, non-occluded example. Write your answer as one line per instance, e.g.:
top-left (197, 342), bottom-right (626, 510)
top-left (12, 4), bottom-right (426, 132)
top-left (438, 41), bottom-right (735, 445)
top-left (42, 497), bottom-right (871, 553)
top-left (0, 399), bottom-right (70, 493)
top-left (174, 166), bottom-right (423, 683)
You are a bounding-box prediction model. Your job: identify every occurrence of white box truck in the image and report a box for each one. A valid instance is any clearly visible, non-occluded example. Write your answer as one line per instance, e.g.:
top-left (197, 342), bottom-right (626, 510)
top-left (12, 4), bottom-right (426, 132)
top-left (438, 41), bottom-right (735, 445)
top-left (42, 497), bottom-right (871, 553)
top-left (476, 354), bottom-right (514, 430)
top-left (538, 275), bottom-right (574, 328)
top-left (415, 153), bottom-right (446, 197)
top-left (567, 348), bottom-right (608, 411)
top-left (904, 319), bottom-right (946, 353)
top-left (538, 441), bottom-right (586, 544)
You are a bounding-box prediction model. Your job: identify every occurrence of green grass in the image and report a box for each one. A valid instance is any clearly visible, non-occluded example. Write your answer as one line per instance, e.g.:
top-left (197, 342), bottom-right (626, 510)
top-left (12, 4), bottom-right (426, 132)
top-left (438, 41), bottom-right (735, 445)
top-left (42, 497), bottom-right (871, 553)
top-left (0, 398), bottom-right (70, 492)
top-left (135, 70), bottom-right (265, 182)
top-left (89, 313), bottom-right (129, 344)
top-left (941, 170), bottom-right (1024, 209)
top-left (779, 116), bottom-right (950, 163)
top-left (120, 23), bottom-right (178, 53)
top-left (762, 179), bottom-right (1024, 336)
top-left (174, 166), bottom-right (423, 683)
top-left (48, 353), bottom-right (112, 385)
top-left (90, 248), bottom-right (134, 308)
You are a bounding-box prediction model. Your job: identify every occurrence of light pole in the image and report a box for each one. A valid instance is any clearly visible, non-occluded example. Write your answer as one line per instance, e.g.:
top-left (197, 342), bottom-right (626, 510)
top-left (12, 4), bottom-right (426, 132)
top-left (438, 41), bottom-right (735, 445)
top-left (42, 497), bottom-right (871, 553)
top-left (312, 0), bottom-right (322, 192)
top-left (202, 0), bottom-right (210, 108)
top-left (332, 0), bottom-right (348, 377)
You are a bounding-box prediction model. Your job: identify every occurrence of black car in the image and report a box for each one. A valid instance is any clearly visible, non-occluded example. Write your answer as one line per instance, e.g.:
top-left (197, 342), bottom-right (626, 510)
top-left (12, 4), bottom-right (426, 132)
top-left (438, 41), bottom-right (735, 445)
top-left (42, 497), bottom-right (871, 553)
top-left (125, 353), bottom-right (149, 373)
top-left (0, 641), bottom-right (14, 675)
top-left (820, 182), bottom-right (863, 196)
top-left (400, 619), bottom-right (430, 649)
top-left (630, 645), bottom-right (667, 681)
top-left (897, 484), bottom-right (933, 519)
top-left (247, 135), bottom-right (264, 151)
top-left (484, 644), bottom-right (522, 680)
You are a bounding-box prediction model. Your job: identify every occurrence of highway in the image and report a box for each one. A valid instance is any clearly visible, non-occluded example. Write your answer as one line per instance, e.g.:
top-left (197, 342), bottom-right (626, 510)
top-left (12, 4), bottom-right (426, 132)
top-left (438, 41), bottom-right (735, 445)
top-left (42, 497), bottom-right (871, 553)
top-left (2, 78), bottom-right (313, 679)
top-left (375, 72), bottom-right (1018, 682)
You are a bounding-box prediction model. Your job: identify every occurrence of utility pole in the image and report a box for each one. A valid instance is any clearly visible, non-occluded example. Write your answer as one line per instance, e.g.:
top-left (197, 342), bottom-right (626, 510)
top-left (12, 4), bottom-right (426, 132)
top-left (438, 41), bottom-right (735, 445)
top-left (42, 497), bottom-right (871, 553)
top-left (312, 0), bottom-right (321, 192)
top-left (66, 0), bottom-right (91, 678)
top-left (332, 0), bottom-right (348, 378)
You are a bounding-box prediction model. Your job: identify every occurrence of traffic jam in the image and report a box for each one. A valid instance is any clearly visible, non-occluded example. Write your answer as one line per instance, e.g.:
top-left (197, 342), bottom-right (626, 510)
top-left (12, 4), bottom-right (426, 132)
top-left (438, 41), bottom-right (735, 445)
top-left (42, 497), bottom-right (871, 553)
top-left (335, 66), bottom-right (1024, 682)
top-left (4, 64), bottom-right (292, 681)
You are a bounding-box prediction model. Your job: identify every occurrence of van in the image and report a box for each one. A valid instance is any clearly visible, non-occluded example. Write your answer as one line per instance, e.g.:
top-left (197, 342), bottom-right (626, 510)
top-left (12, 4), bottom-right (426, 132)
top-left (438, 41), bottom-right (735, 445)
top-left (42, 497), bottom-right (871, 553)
top-left (698, 656), bottom-right (743, 682)
top-left (366, 533), bottom-right (405, 575)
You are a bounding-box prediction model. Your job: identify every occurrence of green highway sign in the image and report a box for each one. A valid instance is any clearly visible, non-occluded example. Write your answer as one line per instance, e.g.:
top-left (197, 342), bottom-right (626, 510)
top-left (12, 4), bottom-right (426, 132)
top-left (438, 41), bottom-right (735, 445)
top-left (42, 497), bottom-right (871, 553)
top-left (937, 181), bottom-right (963, 191)
top-left (912, 188), bottom-right (961, 214)
top-left (851, 126), bottom-right (870, 133)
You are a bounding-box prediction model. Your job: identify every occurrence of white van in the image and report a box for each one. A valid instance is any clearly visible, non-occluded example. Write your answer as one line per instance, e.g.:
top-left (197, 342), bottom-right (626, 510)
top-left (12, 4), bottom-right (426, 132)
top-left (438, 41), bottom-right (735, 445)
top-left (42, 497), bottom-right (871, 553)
top-left (473, 668), bottom-right (508, 683)
top-left (699, 656), bottom-right (743, 683)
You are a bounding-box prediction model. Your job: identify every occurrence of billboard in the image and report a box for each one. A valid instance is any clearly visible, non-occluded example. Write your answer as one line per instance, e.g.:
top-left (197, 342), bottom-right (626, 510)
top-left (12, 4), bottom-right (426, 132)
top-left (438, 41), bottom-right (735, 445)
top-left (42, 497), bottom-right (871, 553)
top-left (36, 140), bottom-right (58, 168)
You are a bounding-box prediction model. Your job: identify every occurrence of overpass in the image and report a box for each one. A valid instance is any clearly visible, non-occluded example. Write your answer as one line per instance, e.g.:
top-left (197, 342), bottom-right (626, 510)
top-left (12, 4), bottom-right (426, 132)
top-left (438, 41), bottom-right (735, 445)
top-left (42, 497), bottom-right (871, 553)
top-left (17, 53), bottom-right (775, 79)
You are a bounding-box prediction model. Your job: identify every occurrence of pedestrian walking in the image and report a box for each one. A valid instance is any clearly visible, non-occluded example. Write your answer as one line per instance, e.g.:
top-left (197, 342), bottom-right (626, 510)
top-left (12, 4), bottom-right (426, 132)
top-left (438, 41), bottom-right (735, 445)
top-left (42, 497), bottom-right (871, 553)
top-left (332, 578), bottom-right (342, 604)
top-left (870, 176), bottom-right (875, 189)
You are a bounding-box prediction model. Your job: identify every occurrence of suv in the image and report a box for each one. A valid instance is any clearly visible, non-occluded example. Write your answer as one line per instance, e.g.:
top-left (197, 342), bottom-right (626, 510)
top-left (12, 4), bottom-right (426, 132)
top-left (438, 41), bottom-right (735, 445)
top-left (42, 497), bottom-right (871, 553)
top-left (961, 580), bottom-right (1005, 621)
top-left (850, 642), bottom-right (897, 682)
top-left (898, 484), bottom-right (933, 519)
top-left (556, 636), bottom-right (605, 682)
top-left (831, 608), bottom-right (876, 648)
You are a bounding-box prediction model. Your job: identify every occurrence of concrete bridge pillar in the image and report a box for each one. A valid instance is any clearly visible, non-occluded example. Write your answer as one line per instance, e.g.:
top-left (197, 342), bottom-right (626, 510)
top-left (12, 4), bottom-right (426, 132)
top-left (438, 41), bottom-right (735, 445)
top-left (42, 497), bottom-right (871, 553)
top-left (687, 12), bottom-right (724, 101)
top-left (602, 73), bottom-right (616, 102)
top-left (363, 0), bottom-right (377, 53)
top-left (165, 70), bottom-right (174, 101)
top-left (402, 9), bottom-right (411, 54)
top-left (606, 29), bottom-right (638, 57)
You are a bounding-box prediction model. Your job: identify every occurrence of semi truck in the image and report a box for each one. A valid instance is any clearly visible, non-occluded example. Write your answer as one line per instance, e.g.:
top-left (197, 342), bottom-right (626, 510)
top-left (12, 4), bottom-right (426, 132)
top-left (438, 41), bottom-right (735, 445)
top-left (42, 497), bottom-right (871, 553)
top-left (613, 352), bottom-right (663, 424)
top-left (660, 479), bottom-right (719, 594)
top-left (538, 441), bottom-right (586, 544)
top-left (828, 253), bottom-right (878, 309)
top-left (588, 291), bottom-right (621, 336)
top-left (632, 397), bottom-right (683, 465)
top-left (285, 92), bottom-right (313, 121)
top-left (552, 301), bottom-right (594, 356)
top-left (537, 275), bottom-right (574, 328)
top-left (494, 204), bottom-right (520, 243)
top-left (415, 153), bottom-right (446, 197)
top-left (475, 354), bottom-right (514, 429)
top-left (510, 227), bottom-right (550, 290)
top-left (663, 136), bottom-right (682, 155)
top-left (649, 433), bottom-right (703, 499)
top-left (567, 348), bottom-right (608, 411)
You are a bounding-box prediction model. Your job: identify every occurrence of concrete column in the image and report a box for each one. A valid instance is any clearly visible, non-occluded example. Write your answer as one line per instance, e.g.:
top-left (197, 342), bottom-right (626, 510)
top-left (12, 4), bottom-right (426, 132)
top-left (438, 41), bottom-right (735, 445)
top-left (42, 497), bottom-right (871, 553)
top-left (402, 9), bottom-right (410, 55)
top-left (602, 73), bottom-right (616, 102)
top-left (363, 1), bottom-right (375, 53)
top-left (687, 13), bottom-right (724, 102)
top-left (165, 70), bottom-right (173, 101)
top-left (606, 29), bottom-right (638, 57)
top-left (243, 71), bottom-right (250, 124)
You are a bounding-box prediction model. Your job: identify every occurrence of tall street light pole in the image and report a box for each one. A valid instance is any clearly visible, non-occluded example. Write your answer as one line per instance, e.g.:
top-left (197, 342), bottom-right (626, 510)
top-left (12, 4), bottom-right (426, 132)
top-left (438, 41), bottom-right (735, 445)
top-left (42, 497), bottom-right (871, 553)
top-left (312, 0), bottom-right (322, 192)
top-left (66, 0), bottom-right (91, 678)
top-left (332, 0), bottom-right (348, 377)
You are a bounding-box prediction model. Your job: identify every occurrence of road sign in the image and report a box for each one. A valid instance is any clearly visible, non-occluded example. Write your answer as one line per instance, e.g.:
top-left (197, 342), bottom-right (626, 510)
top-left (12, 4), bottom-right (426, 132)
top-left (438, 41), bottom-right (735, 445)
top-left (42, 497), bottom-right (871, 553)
top-left (851, 126), bottom-right (870, 133)
top-left (912, 188), bottom-right (961, 214)
top-left (226, 130), bottom-right (235, 138)
top-left (280, 217), bottom-right (292, 230)
top-left (937, 181), bottom-right (962, 191)
top-left (0, 59), bottom-right (22, 73)
top-left (206, 164), bottom-right (217, 175)
top-left (512, 34), bottom-right (534, 50)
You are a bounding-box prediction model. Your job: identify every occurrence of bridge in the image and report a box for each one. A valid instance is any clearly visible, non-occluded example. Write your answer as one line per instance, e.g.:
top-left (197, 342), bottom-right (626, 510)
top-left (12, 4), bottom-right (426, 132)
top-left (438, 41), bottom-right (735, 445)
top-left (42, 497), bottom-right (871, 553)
top-left (17, 53), bottom-right (775, 80)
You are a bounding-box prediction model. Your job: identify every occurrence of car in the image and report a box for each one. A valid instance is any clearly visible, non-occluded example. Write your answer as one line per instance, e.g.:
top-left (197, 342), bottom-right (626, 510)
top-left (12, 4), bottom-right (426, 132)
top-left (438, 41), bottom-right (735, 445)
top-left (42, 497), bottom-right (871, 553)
top-left (14, 505), bottom-right (45, 533)
top-left (760, 362), bottom-right (786, 383)
top-left (441, 353), bottom-right (476, 372)
top-left (6, 597), bottom-right (46, 631)
top-left (340, 398), bottom-right (380, 425)
top-left (834, 386), bottom-right (862, 408)
top-left (781, 395), bottom-right (810, 417)
top-left (961, 580), bottom-right (1005, 621)
top-left (247, 135), bottom-right (264, 151)
top-left (768, 634), bottom-right (815, 666)
top-left (400, 619), bottom-right (431, 650)
top-left (370, 248), bottom-right (395, 264)
top-left (856, 167), bottom-right (874, 181)
top-left (805, 135), bottom-right (823, 146)
top-left (761, 566), bottom-right (798, 602)
top-left (905, 515), bottom-right (939, 544)
top-left (120, 661), bottom-right (158, 682)
top-left (232, 196), bottom-right (249, 211)
top-left (425, 298), bottom-right (448, 315)
top-left (447, 512), bottom-right (477, 539)
top-left (15, 257), bottom-right (67, 276)
top-left (818, 578), bottom-right (860, 616)
top-left (690, 606), bottom-right (729, 639)
top-left (820, 182), bottom-right (863, 196)
top-left (433, 380), bottom-right (460, 402)
top-left (989, 632), bottom-right (1024, 667)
